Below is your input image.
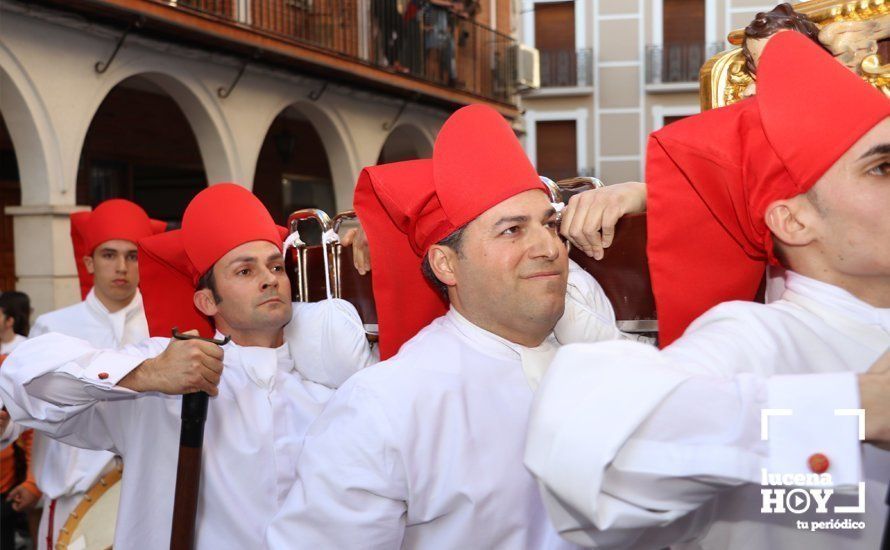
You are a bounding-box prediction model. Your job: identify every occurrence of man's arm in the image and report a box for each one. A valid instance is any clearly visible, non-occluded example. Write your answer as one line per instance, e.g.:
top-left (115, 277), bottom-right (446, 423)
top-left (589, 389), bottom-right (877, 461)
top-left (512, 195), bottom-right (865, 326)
top-left (285, 299), bottom-right (374, 388)
top-left (527, 315), bottom-right (882, 547)
top-left (0, 331), bottom-right (224, 450)
top-left (560, 181), bottom-right (647, 259)
top-left (266, 379), bottom-right (407, 548)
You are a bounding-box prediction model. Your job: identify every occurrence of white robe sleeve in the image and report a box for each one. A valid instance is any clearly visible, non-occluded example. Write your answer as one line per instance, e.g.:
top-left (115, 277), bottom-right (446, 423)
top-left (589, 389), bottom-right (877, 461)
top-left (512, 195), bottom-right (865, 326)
top-left (526, 312), bottom-right (862, 548)
top-left (266, 379), bottom-right (408, 548)
top-left (28, 315), bottom-right (50, 338)
top-left (284, 298), bottom-right (374, 388)
top-left (0, 333), bottom-right (164, 454)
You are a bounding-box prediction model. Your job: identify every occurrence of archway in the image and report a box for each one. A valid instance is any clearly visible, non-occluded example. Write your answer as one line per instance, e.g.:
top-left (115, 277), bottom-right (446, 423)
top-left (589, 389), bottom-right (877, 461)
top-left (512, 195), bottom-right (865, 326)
top-left (252, 105), bottom-right (339, 236)
top-left (76, 75), bottom-right (208, 224)
top-left (377, 123), bottom-right (434, 164)
top-left (0, 114), bottom-right (21, 291)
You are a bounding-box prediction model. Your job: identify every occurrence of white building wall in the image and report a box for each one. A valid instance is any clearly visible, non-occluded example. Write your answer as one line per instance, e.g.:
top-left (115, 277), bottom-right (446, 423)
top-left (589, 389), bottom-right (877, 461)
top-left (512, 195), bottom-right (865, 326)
top-left (0, 3), bottom-right (443, 315)
top-left (520, 0), bottom-right (795, 184)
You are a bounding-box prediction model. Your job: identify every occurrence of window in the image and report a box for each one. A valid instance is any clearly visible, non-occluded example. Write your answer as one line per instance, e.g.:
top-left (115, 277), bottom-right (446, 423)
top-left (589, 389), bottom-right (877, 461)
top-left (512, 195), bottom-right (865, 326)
top-left (535, 120), bottom-right (577, 181)
top-left (534, 2), bottom-right (578, 87)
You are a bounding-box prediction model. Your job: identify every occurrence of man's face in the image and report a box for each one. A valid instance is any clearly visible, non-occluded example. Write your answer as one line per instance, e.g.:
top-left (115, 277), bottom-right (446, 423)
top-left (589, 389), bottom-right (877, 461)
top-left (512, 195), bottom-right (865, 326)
top-left (808, 117), bottom-right (890, 277)
top-left (84, 239), bottom-right (139, 304)
top-left (446, 189), bottom-right (568, 340)
top-left (202, 240), bottom-right (293, 335)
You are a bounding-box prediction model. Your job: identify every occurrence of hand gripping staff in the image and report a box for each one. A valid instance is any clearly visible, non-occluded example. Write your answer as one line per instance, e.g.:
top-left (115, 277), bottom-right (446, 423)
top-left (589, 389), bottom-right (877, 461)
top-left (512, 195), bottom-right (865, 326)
top-left (169, 328), bottom-right (230, 550)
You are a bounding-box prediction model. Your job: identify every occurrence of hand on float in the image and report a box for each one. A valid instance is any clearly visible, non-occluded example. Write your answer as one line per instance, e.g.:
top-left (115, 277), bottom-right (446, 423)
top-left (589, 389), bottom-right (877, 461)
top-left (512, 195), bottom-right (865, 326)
top-left (560, 181), bottom-right (647, 260)
top-left (7, 484), bottom-right (40, 512)
top-left (342, 226), bottom-right (371, 275)
top-left (858, 350), bottom-right (890, 451)
top-left (119, 330), bottom-right (224, 396)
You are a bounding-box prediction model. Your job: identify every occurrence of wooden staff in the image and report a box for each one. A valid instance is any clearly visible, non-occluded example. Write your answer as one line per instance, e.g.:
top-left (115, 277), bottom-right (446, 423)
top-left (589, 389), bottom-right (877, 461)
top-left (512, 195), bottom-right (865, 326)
top-left (169, 329), bottom-right (229, 550)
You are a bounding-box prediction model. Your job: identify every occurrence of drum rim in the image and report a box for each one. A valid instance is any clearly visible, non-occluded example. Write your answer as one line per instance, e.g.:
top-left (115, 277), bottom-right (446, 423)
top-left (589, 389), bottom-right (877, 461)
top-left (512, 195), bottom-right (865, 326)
top-left (55, 462), bottom-right (123, 550)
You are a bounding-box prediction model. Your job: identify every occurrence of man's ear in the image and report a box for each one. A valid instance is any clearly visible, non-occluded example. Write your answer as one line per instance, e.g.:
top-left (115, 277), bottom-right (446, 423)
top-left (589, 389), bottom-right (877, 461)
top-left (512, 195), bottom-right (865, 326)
top-left (428, 245), bottom-right (459, 289)
top-left (764, 195), bottom-right (818, 248)
top-left (194, 288), bottom-right (220, 317)
top-left (83, 255), bottom-right (95, 275)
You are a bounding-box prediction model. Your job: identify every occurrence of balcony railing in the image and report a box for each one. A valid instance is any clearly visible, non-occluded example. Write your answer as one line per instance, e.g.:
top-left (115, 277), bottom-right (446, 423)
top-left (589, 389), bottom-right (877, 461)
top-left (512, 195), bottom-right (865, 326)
top-left (174, 0), bottom-right (518, 103)
top-left (645, 42), bottom-right (723, 84)
top-left (539, 48), bottom-right (593, 88)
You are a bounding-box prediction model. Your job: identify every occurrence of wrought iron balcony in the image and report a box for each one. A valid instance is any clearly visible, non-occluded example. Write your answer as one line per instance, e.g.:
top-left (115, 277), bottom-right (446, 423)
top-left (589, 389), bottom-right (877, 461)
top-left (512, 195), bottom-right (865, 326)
top-left (538, 48), bottom-right (593, 88)
top-left (173, 0), bottom-right (518, 103)
top-left (645, 42), bottom-right (723, 85)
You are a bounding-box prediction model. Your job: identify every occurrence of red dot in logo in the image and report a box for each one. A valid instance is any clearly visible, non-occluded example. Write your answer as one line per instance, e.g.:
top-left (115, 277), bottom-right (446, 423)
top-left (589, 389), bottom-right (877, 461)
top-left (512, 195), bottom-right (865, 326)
top-left (808, 453), bottom-right (829, 474)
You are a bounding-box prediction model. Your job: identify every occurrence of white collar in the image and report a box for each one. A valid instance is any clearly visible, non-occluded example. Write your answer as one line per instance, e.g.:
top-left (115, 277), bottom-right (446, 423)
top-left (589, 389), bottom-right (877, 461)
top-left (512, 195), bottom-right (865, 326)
top-left (782, 271), bottom-right (890, 333)
top-left (85, 288), bottom-right (145, 343)
top-left (217, 332), bottom-right (293, 389)
top-left (445, 307), bottom-right (558, 390)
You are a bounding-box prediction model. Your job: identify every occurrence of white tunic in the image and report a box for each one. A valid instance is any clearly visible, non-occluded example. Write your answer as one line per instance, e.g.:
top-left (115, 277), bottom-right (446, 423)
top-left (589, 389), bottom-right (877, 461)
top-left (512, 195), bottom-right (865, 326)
top-left (28, 289), bottom-right (146, 502)
top-left (265, 265), bottom-right (631, 549)
top-left (1, 334), bottom-right (27, 448)
top-left (0, 333), bottom-right (26, 355)
top-left (0, 299), bottom-right (371, 549)
top-left (267, 280), bottom-right (623, 550)
top-left (526, 271), bottom-right (890, 549)
top-left (27, 289), bottom-right (147, 547)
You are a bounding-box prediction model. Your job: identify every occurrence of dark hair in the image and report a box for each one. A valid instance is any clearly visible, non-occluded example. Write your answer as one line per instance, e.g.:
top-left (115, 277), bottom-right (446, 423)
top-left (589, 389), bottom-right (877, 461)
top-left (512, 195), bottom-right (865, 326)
top-left (0, 291), bottom-right (32, 337)
top-left (196, 267), bottom-right (223, 305)
top-left (743, 4), bottom-right (825, 76)
top-left (420, 225), bottom-right (467, 298)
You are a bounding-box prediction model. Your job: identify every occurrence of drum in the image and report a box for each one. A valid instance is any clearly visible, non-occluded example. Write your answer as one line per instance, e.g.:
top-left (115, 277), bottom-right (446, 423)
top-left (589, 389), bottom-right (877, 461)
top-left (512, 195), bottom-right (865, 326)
top-left (55, 463), bottom-right (123, 550)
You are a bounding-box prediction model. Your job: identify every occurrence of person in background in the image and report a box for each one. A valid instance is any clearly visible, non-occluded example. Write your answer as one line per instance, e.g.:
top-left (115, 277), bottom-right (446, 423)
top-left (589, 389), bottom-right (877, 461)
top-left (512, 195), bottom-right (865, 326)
top-left (0, 291), bottom-right (31, 355)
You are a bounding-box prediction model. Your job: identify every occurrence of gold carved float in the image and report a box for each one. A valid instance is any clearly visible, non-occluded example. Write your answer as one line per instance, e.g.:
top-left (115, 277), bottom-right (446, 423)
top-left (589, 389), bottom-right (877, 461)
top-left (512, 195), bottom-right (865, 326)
top-left (701, 0), bottom-right (890, 110)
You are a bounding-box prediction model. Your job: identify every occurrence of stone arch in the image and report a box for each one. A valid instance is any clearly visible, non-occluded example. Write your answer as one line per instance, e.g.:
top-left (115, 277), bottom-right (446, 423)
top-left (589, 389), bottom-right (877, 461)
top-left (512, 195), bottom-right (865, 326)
top-left (0, 42), bottom-right (63, 205)
top-left (76, 64), bottom-right (240, 187)
top-left (377, 122), bottom-right (435, 164)
top-left (254, 99), bottom-right (361, 215)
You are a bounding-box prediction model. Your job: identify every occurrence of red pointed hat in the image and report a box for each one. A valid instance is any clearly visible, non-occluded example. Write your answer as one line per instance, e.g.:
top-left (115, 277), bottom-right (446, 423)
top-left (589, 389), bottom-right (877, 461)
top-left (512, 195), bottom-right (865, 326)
top-left (355, 104), bottom-right (547, 359)
top-left (70, 199), bottom-right (166, 300)
top-left (647, 31), bottom-right (889, 347)
top-left (138, 183), bottom-right (287, 338)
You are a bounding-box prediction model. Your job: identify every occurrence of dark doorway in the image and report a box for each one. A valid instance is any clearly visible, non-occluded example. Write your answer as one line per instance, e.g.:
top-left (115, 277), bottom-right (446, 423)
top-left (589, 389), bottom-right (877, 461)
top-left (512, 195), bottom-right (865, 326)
top-left (0, 114), bottom-right (20, 291)
top-left (76, 76), bottom-right (207, 225)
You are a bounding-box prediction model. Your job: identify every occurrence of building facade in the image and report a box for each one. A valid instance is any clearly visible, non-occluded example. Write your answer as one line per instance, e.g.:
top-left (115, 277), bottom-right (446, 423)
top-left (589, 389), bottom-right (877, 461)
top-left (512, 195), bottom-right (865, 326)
top-left (0, 0), bottom-right (524, 316)
top-left (519, 0), bottom-right (798, 184)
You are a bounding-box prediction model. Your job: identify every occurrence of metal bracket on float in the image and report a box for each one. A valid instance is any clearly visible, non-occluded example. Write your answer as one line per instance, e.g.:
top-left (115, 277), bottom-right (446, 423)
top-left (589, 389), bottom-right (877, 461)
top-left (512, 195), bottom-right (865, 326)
top-left (285, 209), bottom-right (378, 343)
top-left (286, 209), bottom-right (336, 302)
top-left (330, 211), bottom-right (360, 299)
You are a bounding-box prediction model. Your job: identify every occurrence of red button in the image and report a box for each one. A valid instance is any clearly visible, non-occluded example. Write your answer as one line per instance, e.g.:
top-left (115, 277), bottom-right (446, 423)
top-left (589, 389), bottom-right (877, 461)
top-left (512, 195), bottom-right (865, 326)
top-left (98, 372), bottom-right (109, 380)
top-left (808, 453), bottom-right (830, 474)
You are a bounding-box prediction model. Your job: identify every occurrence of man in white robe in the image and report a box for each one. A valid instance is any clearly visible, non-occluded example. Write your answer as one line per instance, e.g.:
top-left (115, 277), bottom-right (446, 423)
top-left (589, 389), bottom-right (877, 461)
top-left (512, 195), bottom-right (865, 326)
top-left (265, 105), bottom-right (636, 549)
top-left (0, 184), bottom-right (372, 549)
top-left (25, 199), bottom-right (165, 548)
top-left (525, 32), bottom-right (890, 549)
